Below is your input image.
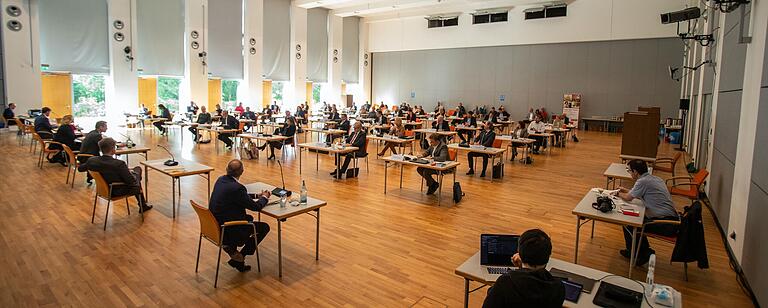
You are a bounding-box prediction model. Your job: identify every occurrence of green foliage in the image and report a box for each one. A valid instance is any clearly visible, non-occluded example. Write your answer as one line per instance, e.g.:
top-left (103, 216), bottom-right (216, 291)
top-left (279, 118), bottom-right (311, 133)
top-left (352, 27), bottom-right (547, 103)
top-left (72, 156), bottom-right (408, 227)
top-left (72, 74), bottom-right (106, 118)
top-left (222, 80), bottom-right (239, 110)
top-left (312, 84), bottom-right (321, 105)
top-left (272, 81), bottom-right (284, 103)
top-left (157, 77), bottom-right (181, 113)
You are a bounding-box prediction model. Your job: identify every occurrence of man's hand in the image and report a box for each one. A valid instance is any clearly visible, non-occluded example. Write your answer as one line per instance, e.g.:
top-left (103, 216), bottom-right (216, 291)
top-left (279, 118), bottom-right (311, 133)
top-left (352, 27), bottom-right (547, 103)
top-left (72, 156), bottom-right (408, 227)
top-left (261, 190), bottom-right (271, 199)
top-left (511, 253), bottom-right (522, 268)
top-left (618, 187), bottom-right (629, 193)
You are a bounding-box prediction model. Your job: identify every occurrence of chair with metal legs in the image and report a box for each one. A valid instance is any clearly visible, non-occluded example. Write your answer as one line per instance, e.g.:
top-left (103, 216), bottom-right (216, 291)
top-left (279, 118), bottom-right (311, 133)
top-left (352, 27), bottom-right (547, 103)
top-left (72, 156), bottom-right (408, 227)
top-left (89, 170), bottom-right (140, 230)
top-left (190, 200), bottom-right (261, 288)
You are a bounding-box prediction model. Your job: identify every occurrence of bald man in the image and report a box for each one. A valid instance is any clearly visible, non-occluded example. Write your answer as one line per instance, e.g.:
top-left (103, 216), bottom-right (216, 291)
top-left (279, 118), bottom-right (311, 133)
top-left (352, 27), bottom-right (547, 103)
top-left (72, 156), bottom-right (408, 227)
top-left (209, 159), bottom-right (271, 272)
top-left (330, 121), bottom-right (367, 179)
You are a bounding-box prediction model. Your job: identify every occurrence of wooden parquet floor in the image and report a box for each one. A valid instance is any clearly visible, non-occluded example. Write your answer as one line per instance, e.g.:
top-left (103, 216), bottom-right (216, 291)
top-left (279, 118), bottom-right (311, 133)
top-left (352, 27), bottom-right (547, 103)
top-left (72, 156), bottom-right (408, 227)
top-left (0, 127), bottom-right (754, 307)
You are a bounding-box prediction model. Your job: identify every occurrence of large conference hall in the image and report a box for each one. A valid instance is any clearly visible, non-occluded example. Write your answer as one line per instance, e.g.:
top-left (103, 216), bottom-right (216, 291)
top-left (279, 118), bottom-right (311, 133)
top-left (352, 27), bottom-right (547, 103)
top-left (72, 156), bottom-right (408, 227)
top-left (0, 0), bottom-right (766, 307)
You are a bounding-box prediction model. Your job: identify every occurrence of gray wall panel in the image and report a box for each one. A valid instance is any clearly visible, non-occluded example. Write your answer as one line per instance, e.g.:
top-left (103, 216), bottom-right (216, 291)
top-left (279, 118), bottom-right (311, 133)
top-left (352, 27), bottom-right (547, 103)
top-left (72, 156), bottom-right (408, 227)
top-left (743, 183), bottom-right (768, 306)
top-left (719, 11), bottom-right (748, 92)
top-left (709, 149), bottom-right (735, 230)
top-left (752, 89), bottom-right (768, 194)
top-left (712, 91), bottom-right (742, 161)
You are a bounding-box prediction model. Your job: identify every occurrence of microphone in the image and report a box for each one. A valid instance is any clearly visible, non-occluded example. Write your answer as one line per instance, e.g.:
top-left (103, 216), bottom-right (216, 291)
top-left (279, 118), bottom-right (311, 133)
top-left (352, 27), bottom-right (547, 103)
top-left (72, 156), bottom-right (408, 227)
top-left (272, 160), bottom-right (292, 197)
top-left (158, 145), bottom-right (179, 166)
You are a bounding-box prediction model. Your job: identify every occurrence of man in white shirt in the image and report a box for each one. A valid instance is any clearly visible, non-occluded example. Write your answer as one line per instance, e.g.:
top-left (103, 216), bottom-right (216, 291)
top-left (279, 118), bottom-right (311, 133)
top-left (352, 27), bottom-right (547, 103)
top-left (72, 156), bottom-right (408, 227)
top-left (527, 116), bottom-right (546, 154)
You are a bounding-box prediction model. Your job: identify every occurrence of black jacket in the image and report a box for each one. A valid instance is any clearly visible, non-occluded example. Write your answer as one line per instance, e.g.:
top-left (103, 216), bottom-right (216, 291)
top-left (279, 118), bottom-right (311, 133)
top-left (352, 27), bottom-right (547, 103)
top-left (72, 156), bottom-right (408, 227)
top-left (242, 111), bottom-right (257, 120)
top-left (3, 107), bottom-right (14, 120)
top-left (78, 155), bottom-right (141, 196)
top-left (209, 175), bottom-right (268, 224)
top-left (672, 201), bottom-right (709, 269)
top-left (159, 108), bottom-right (171, 119)
top-left (337, 119), bottom-right (351, 133)
top-left (432, 120), bottom-right (450, 131)
top-left (482, 268), bottom-right (565, 308)
top-left (34, 115), bottom-right (53, 133)
top-left (53, 124), bottom-right (78, 149)
top-left (196, 112), bottom-right (213, 124)
top-left (330, 112), bottom-right (341, 121)
top-left (80, 130), bottom-right (102, 157)
top-left (463, 117), bottom-right (477, 127)
top-left (279, 124), bottom-right (297, 138)
top-left (457, 106), bottom-right (467, 117)
top-left (346, 130), bottom-right (367, 156)
top-left (474, 130), bottom-right (496, 147)
top-left (222, 115), bottom-right (239, 130)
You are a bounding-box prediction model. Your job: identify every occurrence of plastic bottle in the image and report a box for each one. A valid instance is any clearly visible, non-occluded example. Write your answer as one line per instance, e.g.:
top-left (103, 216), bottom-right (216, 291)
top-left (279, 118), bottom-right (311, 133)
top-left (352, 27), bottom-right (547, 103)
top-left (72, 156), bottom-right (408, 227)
top-left (300, 180), bottom-right (308, 204)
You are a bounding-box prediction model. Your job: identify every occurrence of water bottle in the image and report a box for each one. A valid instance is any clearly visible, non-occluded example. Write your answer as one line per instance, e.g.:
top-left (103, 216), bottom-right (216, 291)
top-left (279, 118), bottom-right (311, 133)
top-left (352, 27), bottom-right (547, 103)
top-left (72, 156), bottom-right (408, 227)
top-left (300, 180), bottom-right (308, 204)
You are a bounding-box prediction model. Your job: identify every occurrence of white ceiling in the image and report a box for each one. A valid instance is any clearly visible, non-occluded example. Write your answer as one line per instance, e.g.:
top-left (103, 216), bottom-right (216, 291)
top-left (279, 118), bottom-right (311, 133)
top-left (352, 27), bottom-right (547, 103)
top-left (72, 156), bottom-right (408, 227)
top-left (296, 0), bottom-right (573, 21)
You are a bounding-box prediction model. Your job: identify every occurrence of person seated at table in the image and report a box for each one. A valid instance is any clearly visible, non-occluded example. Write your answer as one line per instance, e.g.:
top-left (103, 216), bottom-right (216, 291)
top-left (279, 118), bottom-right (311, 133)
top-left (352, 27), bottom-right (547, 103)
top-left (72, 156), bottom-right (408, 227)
top-left (497, 106), bottom-right (510, 122)
top-left (466, 121), bottom-right (496, 177)
top-left (209, 159), bottom-right (271, 272)
top-left (153, 104), bottom-right (172, 135)
top-left (256, 117), bottom-right (297, 160)
top-left (417, 133), bottom-right (449, 195)
top-left (186, 101), bottom-right (199, 121)
top-left (486, 107), bottom-right (498, 123)
top-left (432, 115), bottom-right (450, 132)
top-left (551, 115), bottom-right (563, 128)
top-left (3, 102), bottom-right (15, 128)
top-left (367, 107), bottom-right (378, 119)
top-left (457, 111), bottom-right (478, 143)
top-left (510, 120), bottom-right (529, 160)
top-left (527, 116), bottom-right (547, 154)
top-left (78, 137), bottom-right (153, 213)
top-left (330, 122), bottom-right (367, 179)
top-left (270, 101), bottom-right (280, 113)
top-left (219, 110), bottom-right (239, 149)
top-left (329, 106), bottom-right (340, 121)
top-left (214, 104), bottom-right (223, 117)
top-left (414, 106), bottom-right (426, 116)
top-left (79, 121), bottom-right (109, 184)
top-left (456, 102), bottom-right (467, 117)
top-left (34, 107), bottom-right (57, 139)
top-left (234, 102), bottom-right (245, 116)
top-left (189, 106), bottom-right (212, 142)
top-left (482, 229), bottom-right (565, 308)
top-left (327, 114), bottom-right (350, 143)
top-left (405, 109), bottom-right (418, 122)
top-left (378, 117), bottom-right (406, 157)
top-left (434, 102), bottom-right (443, 113)
top-left (615, 160), bottom-right (680, 266)
top-left (296, 105), bottom-right (307, 125)
top-left (47, 114), bottom-right (79, 165)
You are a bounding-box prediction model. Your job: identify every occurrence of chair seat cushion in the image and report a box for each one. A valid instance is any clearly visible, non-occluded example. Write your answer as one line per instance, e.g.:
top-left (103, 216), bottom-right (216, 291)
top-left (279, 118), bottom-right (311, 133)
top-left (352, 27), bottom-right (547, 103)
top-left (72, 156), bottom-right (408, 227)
top-left (648, 233), bottom-right (677, 243)
top-left (670, 187), bottom-right (698, 199)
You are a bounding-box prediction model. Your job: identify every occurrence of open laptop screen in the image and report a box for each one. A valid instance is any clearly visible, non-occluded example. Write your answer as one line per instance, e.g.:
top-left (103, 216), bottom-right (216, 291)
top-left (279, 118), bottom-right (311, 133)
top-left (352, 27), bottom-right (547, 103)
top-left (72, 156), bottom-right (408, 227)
top-left (480, 234), bottom-right (520, 266)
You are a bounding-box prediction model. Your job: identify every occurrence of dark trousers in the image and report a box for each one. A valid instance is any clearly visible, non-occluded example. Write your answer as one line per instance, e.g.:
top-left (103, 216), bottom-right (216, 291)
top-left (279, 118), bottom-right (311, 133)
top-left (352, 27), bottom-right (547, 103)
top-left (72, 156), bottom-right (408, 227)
top-left (417, 167), bottom-right (439, 186)
top-left (532, 135), bottom-right (545, 152)
top-left (623, 216), bottom-right (679, 258)
top-left (336, 152), bottom-right (364, 174)
top-left (223, 221), bottom-right (270, 256)
top-left (111, 169), bottom-right (147, 209)
top-left (188, 127), bottom-right (199, 140)
top-left (153, 120), bottom-right (166, 133)
top-left (267, 140), bottom-right (288, 157)
top-left (467, 152), bottom-right (490, 172)
top-left (457, 131), bottom-right (474, 143)
top-left (218, 132), bottom-right (233, 147)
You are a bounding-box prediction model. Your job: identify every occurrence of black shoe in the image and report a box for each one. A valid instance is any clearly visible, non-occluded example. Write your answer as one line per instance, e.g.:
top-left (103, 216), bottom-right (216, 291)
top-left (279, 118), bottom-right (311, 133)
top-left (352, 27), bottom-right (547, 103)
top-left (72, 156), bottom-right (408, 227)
top-left (268, 155), bottom-right (275, 160)
top-left (140, 204), bottom-right (153, 212)
top-left (257, 145), bottom-right (266, 151)
top-left (479, 172), bottom-right (486, 178)
top-left (466, 169), bottom-right (475, 175)
top-left (426, 183), bottom-right (439, 195)
top-left (227, 260), bottom-right (251, 272)
top-left (330, 170), bottom-right (337, 176)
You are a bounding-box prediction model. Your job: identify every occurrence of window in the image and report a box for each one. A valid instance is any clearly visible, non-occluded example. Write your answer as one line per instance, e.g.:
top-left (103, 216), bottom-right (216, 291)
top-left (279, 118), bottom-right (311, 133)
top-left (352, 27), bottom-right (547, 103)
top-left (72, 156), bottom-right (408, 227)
top-left (271, 81), bottom-right (284, 106)
top-left (312, 83), bottom-right (322, 105)
top-left (72, 74), bottom-right (106, 118)
top-left (157, 76), bottom-right (181, 113)
top-left (490, 12), bottom-right (508, 22)
top-left (222, 80), bottom-right (239, 110)
top-left (472, 14), bottom-right (490, 24)
top-left (472, 11), bottom-right (508, 24)
top-left (427, 17), bottom-right (459, 28)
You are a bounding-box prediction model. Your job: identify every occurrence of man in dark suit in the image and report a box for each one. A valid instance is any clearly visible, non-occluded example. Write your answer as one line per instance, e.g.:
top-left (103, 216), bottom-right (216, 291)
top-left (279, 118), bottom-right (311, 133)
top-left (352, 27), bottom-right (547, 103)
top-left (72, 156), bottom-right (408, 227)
top-left (467, 121), bottom-right (497, 177)
top-left (432, 115), bottom-right (450, 131)
top-left (79, 121), bottom-right (108, 184)
top-left (457, 111), bottom-right (478, 143)
top-left (456, 102), bottom-right (467, 117)
top-left (219, 110), bottom-right (239, 149)
top-left (330, 122), bottom-right (367, 179)
top-left (327, 114), bottom-right (350, 143)
top-left (34, 107), bottom-right (56, 139)
top-left (209, 159), bottom-right (271, 272)
top-left (417, 133), bottom-right (449, 195)
top-left (3, 103), bottom-right (15, 127)
top-left (78, 138), bottom-right (153, 212)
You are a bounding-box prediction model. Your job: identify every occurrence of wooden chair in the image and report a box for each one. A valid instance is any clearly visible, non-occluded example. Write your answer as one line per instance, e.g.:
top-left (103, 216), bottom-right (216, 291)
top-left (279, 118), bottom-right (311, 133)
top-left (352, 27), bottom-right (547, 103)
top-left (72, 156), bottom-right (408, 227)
top-left (90, 170), bottom-right (142, 230)
top-left (62, 144), bottom-right (94, 188)
top-left (667, 169), bottom-right (709, 201)
top-left (655, 152), bottom-right (682, 182)
top-left (448, 149), bottom-right (458, 161)
top-left (492, 139), bottom-right (503, 149)
top-left (353, 138), bottom-right (370, 174)
top-left (190, 200), bottom-right (260, 288)
top-left (34, 133), bottom-right (62, 168)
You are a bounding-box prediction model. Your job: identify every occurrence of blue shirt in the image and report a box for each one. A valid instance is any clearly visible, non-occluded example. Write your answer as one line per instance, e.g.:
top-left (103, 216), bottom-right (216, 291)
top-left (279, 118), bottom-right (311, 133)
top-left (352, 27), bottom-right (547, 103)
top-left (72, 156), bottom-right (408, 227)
top-left (630, 173), bottom-right (678, 219)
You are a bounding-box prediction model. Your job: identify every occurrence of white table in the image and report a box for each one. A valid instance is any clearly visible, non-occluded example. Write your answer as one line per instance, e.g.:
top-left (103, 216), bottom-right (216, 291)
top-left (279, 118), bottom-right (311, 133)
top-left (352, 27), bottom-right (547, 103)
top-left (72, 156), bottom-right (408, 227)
top-left (455, 251), bottom-right (682, 308)
top-left (381, 155), bottom-right (459, 206)
top-left (244, 182), bottom-right (327, 278)
top-left (572, 190), bottom-right (646, 278)
top-left (297, 142), bottom-right (359, 177)
top-left (141, 159), bottom-right (214, 219)
top-left (447, 143), bottom-right (506, 181)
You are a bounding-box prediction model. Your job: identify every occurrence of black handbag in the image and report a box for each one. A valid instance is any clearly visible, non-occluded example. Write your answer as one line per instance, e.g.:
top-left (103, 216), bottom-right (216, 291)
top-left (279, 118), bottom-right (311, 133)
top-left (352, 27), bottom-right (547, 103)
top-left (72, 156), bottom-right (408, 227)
top-left (346, 167), bottom-right (359, 178)
top-left (492, 162), bottom-right (503, 179)
top-left (453, 182), bottom-right (464, 203)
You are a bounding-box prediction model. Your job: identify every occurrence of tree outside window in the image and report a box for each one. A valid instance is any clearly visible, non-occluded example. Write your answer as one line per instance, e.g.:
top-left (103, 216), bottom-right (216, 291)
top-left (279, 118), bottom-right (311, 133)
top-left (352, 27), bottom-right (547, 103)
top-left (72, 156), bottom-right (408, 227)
top-left (312, 84), bottom-right (322, 106)
top-left (222, 80), bottom-right (239, 110)
top-left (271, 81), bottom-right (284, 106)
top-left (72, 74), bottom-right (106, 117)
top-left (157, 77), bottom-right (181, 113)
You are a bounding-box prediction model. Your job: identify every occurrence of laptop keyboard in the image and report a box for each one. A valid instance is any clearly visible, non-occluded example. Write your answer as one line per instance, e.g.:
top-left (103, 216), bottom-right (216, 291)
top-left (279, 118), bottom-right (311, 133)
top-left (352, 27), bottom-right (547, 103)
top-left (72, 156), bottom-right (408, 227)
top-left (487, 267), bottom-right (513, 275)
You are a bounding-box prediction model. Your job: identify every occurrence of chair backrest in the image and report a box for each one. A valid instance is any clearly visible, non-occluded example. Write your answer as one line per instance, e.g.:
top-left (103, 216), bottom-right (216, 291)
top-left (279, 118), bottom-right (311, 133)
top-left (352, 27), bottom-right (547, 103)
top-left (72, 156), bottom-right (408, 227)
top-left (61, 144), bottom-right (76, 166)
top-left (89, 170), bottom-right (111, 199)
top-left (671, 152), bottom-right (682, 166)
top-left (448, 149), bottom-right (457, 161)
top-left (692, 169), bottom-right (709, 186)
top-left (238, 122), bottom-right (246, 131)
top-left (33, 133), bottom-right (45, 147)
top-left (447, 109), bottom-right (456, 116)
top-left (404, 130), bottom-right (414, 137)
top-left (449, 125), bottom-right (455, 131)
top-left (492, 139), bottom-right (502, 149)
top-left (190, 200), bottom-right (222, 245)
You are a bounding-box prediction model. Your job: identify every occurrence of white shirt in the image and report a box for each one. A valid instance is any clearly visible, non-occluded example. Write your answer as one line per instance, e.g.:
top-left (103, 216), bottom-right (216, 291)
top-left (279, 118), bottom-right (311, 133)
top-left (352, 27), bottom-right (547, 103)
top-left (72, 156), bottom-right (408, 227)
top-left (527, 121), bottom-right (546, 134)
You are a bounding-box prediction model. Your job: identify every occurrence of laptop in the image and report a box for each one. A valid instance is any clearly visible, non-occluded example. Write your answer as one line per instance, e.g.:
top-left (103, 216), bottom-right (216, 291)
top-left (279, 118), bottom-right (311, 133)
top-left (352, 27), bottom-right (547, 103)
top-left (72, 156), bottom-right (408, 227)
top-left (480, 234), bottom-right (519, 275)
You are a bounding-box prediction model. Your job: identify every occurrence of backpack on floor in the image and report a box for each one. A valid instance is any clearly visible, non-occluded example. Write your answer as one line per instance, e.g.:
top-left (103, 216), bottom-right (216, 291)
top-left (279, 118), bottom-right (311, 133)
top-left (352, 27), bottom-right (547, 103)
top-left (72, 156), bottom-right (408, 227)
top-left (492, 162), bottom-right (503, 179)
top-left (453, 182), bottom-right (465, 203)
top-left (198, 131), bottom-right (211, 143)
